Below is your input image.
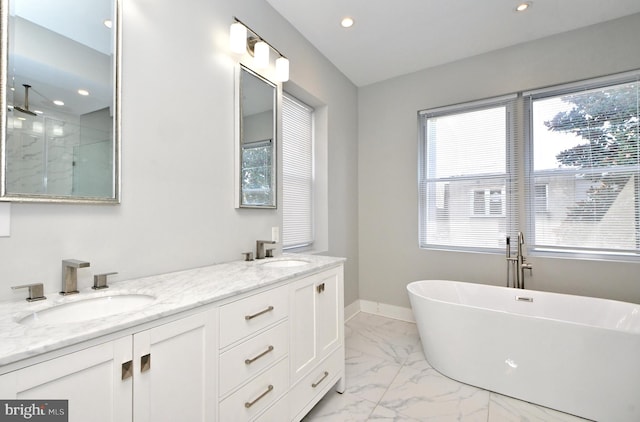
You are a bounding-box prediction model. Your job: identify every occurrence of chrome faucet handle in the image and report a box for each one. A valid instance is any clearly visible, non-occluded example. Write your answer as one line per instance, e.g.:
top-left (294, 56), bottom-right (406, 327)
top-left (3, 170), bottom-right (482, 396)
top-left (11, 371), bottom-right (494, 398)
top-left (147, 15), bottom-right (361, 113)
top-left (93, 272), bottom-right (117, 290)
top-left (242, 252), bottom-right (254, 261)
top-left (12, 283), bottom-right (47, 302)
top-left (265, 248), bottom-right (275, 258)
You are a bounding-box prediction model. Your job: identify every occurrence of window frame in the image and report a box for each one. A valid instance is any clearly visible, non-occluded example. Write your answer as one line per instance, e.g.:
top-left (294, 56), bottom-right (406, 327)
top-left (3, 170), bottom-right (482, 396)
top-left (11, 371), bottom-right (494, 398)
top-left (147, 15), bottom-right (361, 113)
top-left (418, 95), bottom-right (519, 253)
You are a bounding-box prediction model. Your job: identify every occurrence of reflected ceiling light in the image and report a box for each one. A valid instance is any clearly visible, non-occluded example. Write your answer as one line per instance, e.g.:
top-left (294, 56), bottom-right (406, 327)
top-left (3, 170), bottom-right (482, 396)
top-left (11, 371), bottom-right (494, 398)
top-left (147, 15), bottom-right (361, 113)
top-left (515, 2), bottom-right (532, 12)
top-left (103, 19), bottom-right (113, 28)
top-left (341, 17), bottom-right (354, 28)
top-left (229, 17), bottom-right (290, 82)
top-left (53, 100), bottom-right (64, 106)
top-left (78, 89), bottom-right (90, 96)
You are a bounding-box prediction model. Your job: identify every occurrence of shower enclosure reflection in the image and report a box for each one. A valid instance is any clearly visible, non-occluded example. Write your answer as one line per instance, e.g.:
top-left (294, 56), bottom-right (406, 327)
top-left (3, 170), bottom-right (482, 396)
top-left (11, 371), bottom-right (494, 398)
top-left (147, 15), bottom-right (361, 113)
top-left (1, 0), bottom-right (120, 203)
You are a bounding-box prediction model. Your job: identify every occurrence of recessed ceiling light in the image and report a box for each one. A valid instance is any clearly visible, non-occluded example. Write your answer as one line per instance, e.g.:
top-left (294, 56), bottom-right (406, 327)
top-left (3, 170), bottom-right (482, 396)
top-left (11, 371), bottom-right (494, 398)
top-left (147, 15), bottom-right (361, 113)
top-left (341, 17), bottom-right (354, 28)
top-left (103, 19), bottom-right (113, 29)
top-left (53, 100), bottom-right (64, 106)
top-left (515, 2), bottom-right (532, 12)
top-left (78, 89), bottom-right (90, 96)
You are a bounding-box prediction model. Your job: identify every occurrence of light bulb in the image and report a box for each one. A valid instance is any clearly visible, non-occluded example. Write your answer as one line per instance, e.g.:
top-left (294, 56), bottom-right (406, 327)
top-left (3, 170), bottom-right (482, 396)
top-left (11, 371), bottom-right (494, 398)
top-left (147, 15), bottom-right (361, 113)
top-left (254, 41), bottom-right (269, 68)
top-left (230, 22), bottom-right (247, 54)
top-left (276, 57), bottom-right (289, 82)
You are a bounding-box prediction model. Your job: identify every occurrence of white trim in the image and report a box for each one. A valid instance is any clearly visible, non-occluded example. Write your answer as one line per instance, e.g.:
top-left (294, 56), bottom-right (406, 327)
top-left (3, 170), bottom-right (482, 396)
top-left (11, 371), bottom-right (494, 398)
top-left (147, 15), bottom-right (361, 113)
top-left (345, 299), bottom-right (415, 323)
top-left (419, 93), bottom-right (516, 117)
top-left (523, 69), bottom-right (640, 98)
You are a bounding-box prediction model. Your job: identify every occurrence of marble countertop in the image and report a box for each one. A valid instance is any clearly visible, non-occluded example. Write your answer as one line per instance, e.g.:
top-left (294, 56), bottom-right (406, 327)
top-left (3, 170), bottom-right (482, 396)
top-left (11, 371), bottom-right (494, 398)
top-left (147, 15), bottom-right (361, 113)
top-left (0, 254), bottom-right (345, 368)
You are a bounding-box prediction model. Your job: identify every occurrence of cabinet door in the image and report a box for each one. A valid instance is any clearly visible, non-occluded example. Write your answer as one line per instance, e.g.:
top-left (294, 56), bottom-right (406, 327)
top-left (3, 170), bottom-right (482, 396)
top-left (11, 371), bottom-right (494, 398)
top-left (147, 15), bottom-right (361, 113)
top-left (316, 268), bottom-right (343, 358)
top-left (290, 267), bottom-right (344, 382)
top-left (0, 337), bottom-right (133, 422)
top-left (133, 309), bottom-right (216, 422)
top-left (290, 275), bottom-right (317, 382)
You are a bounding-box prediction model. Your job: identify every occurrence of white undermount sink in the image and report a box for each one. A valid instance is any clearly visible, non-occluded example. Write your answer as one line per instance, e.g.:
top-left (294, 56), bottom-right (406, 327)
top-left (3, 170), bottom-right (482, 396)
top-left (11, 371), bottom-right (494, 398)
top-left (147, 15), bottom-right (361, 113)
top-left (18, 294), bottom-right (156, 325)
top-left (261, 259), bottom-right (310, 268)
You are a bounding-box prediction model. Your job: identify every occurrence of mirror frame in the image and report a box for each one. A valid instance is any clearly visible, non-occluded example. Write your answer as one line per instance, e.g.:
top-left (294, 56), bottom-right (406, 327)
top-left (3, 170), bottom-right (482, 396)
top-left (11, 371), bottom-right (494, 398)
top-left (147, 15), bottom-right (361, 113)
top-left (0, 0), bottom-right (122, 204)
top-left (235, 64), bottom-right (278, 209)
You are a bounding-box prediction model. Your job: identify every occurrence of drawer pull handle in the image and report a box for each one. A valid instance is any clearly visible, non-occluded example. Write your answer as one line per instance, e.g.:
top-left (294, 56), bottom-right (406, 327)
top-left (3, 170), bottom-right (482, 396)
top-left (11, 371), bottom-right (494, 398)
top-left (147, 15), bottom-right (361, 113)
top-left (316, 283), bottom-right (325, 294)
top-left (245, 345), bottom-right (274, 365)
top-left (140, 353), bottom-right (151, 373)
top-left (312, 371), bottom-right (329, 388)
top-left (121, 360), bottom-right (133, 380)
top-left (245, 305), bottom-right (274, 321)
top-left (244, 384), bottom-right (274, 408)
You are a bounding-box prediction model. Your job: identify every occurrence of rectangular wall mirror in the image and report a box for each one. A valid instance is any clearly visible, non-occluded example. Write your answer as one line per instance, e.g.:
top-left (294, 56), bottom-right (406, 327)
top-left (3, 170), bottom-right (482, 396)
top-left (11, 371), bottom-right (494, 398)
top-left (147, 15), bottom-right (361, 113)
top-left (0, 0), bottom-right (121, 204)
top-left (235, 65), bottom-right (277, 209)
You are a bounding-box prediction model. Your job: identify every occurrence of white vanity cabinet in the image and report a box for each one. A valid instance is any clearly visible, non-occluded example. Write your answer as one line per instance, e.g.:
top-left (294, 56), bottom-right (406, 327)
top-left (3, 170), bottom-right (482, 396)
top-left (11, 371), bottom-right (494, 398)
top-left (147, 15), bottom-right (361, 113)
top-left (0, 309), bottom-right (216, 422)
top-left (289, 266), bottom-right (345, 421)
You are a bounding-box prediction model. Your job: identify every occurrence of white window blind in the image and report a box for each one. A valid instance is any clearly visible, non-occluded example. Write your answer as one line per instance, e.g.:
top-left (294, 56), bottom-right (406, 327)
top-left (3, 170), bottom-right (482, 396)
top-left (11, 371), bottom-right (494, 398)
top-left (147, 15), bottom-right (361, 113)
top-left (282, 93), bottom-right (314, 249)
top-left (527, 76), bottom-right (640, 257)
top-left (419, 96), bottom-right (520, 252)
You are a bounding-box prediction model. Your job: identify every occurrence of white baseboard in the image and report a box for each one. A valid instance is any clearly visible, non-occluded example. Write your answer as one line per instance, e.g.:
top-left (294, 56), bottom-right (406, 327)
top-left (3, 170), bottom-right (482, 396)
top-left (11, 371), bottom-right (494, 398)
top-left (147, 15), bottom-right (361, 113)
top-left (344, 299), bottom-right (415, 323)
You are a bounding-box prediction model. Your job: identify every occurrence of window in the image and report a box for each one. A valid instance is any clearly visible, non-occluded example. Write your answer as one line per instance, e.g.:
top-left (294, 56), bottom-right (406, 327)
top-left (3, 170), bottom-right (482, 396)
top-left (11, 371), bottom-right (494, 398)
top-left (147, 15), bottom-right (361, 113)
top-left (419, 71), bottom-right (640, 259)
top-left (241, 139), bottom-right (273, 206)
top-left (473, 189), bottom-right (504, 216)
top-left (418, 96), bottom-right (518, 251)
top-left (282, 93), bottom-right (314, 249)
top-left (527, 76), bottom-right (640, 257)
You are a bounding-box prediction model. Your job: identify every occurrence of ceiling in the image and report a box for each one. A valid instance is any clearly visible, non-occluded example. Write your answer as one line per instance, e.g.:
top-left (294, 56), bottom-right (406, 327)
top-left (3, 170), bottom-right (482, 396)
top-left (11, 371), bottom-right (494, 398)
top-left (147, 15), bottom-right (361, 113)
top-left (265, 0), bottom-right (640, 87)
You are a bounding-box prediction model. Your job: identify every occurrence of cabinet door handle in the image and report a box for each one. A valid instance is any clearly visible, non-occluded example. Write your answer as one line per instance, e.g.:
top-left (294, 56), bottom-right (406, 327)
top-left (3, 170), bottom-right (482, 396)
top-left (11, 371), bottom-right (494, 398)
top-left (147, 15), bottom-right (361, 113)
top-left (244, 384), bottom-right (273, 408)
top-left (311, 371), bottom-right (329, 388)
top-left (316, 283), bottom-right (325, 294)
top-left (245, 345), bottom-right (274, 365)
top-left (140, 353), bottom-right (151, 372)
top-left (245, 305), bottom-right (274, 321)
top-left (121, 360), bottom-right (133, 380)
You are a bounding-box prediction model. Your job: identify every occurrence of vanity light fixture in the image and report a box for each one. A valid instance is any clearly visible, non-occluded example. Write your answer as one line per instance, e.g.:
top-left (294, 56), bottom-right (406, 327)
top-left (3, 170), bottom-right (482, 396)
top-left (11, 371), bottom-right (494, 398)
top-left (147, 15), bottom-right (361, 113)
top-left (229, 17), bottom-right (290, 82)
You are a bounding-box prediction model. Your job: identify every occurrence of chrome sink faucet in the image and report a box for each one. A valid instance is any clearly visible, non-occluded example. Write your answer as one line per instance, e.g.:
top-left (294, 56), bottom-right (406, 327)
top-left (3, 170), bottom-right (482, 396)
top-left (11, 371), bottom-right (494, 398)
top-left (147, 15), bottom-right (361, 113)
top-left (256, 240), bottom-right (276, 259)
top-left (61, 259), bottom-right (90, 295)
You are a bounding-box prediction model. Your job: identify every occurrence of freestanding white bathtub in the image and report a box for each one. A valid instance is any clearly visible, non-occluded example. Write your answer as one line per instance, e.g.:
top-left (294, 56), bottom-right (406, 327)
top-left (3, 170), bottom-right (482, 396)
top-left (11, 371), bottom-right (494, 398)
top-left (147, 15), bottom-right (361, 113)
top-left (407, 280), bottom-right (640, 422)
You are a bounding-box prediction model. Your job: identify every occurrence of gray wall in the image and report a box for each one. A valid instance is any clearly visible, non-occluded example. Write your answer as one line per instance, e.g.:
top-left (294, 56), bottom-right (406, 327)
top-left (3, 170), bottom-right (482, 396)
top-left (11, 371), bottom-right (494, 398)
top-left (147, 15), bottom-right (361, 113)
top-left (358, 14), bottom-right (640, 308)
top-left (0, 0), bottom-right (359, 305)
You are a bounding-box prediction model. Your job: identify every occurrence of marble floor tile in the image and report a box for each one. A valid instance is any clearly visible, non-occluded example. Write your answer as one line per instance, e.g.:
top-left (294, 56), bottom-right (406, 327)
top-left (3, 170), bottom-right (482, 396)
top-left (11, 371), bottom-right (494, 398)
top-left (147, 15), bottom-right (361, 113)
top-left (368, 404), bottom-right (425, 421)
top-left (488, 393), bottom-right (592, 422)
top-left (345, 316), bottom-right (420, 365)
top-left (345, 347), bottom-right (403, 404)
top-left (301, 391), bottom-right (376, 422)
top-left (378, 364), bottom-right (490, 421)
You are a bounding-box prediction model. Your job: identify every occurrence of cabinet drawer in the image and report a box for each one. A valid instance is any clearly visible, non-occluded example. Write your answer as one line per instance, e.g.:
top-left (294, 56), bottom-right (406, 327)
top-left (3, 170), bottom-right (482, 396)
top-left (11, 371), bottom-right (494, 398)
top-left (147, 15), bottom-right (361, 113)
top-left (219, 321), bottom-right (289, 397)
top-left (220, 285), bottom-right (288, 348)
top-left (254, 395), bottom-right (289, 422)
top-left (219, 358), bottom-right (288, 422)
top-left (289, 348), bottom-right (344, 421)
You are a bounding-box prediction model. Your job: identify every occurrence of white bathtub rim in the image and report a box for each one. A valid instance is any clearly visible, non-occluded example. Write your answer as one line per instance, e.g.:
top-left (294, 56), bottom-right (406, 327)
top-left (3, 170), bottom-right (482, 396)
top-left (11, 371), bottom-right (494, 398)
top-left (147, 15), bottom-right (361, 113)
top-left (407, 279), bottom-right (640, 334)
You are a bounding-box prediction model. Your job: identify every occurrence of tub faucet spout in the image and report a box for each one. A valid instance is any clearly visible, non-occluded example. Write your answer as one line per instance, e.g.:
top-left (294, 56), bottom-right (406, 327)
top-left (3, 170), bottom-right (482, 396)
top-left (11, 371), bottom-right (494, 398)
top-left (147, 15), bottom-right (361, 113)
top-left (506, 232), bottom-right (532, 289)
